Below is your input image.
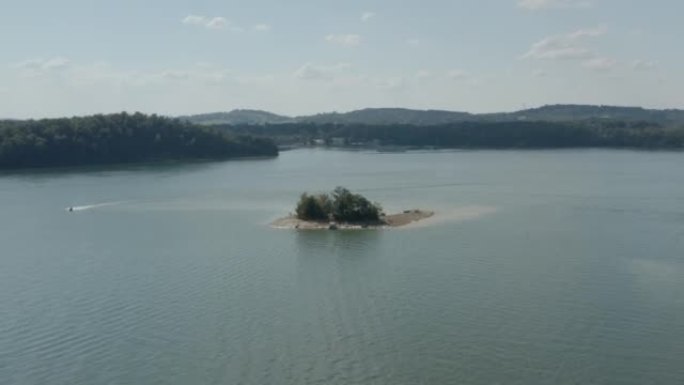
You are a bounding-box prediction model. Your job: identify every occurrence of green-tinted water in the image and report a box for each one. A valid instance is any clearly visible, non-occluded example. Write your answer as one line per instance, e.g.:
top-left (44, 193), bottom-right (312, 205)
top-left (1, 149), bottom-right (683, 384)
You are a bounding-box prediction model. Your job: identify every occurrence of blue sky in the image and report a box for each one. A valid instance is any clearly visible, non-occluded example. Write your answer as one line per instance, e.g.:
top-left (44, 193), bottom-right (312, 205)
top-left (1, 0), bottom-right (682, 118)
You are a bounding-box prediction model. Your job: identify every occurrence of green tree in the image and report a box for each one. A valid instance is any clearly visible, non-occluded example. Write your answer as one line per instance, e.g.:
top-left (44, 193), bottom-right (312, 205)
top-left (294, 187), bottom-right (382, 223)
top-left (295, 193), bottom-right (330, 221)
top-left (331, 186), bottom-right (381, 222)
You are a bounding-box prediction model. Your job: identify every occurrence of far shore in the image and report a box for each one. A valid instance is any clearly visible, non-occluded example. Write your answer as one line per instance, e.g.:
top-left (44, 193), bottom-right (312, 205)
top-left (271, 209), bottom-right (434, 230)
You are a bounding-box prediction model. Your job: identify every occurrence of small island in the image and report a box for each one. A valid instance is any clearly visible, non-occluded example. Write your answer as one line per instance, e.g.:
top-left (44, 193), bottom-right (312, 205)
top-left (272, 187), bottom-right (434, 230)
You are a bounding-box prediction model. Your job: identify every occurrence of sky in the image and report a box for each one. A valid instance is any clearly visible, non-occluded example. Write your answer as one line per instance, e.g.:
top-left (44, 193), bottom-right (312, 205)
top-left (0, 0), bottom-right (682, 118)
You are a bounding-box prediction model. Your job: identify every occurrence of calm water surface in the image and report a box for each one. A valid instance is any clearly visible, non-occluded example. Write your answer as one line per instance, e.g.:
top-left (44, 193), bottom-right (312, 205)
top-left (1, 149), bottom-right (683, 385)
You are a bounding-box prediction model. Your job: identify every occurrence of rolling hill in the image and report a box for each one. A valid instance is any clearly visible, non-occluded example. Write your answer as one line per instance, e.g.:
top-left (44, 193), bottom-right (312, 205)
top-left (181, 105), bottom-right (684, 126)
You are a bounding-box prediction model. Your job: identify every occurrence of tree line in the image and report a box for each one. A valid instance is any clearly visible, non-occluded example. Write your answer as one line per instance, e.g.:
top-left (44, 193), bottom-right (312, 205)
top-left (220, 120), bottom-right (684, 149)
top-left (0, 112), bottom-right (278, 169)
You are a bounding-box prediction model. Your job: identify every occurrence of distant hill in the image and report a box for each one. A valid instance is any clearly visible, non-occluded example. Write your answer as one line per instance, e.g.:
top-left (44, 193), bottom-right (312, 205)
top-left (182, 105), bottom-right (684, 126)
top-left (489, 104), bottom-right (684, 124)
top-left (299, 108), bottom-right (475, 125)
top-left (180, 109), bottom-right (294, 125)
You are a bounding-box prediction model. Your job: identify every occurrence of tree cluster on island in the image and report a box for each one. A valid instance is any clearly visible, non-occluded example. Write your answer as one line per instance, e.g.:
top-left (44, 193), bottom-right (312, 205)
top-left (0, 112), bottom-right (278, 169)
top-left (296, 187), bottom-right (383, 223)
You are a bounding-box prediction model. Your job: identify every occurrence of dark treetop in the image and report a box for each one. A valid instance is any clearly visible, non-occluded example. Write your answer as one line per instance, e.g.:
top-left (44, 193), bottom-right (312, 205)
top-left (0, 112), bottom-right (278, 169)
top-left (296, 187), bottom-right (382, 223)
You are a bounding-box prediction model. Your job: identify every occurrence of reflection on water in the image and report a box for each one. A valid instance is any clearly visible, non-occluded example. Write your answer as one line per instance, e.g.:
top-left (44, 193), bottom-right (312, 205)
top-left (295, 229), bottom-right (383, 256)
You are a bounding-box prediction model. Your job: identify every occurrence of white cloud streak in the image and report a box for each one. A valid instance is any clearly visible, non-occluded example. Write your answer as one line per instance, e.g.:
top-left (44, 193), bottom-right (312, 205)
top-left (325, 34), bottom-right (362, 47)
top-left (632, 59), bottom-right (657, 71)
top-left (361, 12), bottom-right (375, 22)
top-left (406, 38), bottom-right (421, 47)
top-left (253, 23), bottom-right (271, 32)
top-left (447, 69), bottom-right (468, 79)
top-left (9, 59), bottom-right (249, 88)
top-left (416, 70), bottom-right (431, 79)
top-left (42, 57), bottom-right (71, 70)
top-left (522, 25), bottom-right (607, 60)
top-left (205, 17), bottom-right (228, 30)
top-left (517, 0), bottom-right (594, 10)
top-left (12, 57), bottom-right (71, 76)
top-left (294, 63), bottom-right (352, 80)
top-left (582, 57), bottom-right (617, 71)
top-left (181, 14), bottom-right (244, 32)
top-left (182, 15), bottom-right (206, 25)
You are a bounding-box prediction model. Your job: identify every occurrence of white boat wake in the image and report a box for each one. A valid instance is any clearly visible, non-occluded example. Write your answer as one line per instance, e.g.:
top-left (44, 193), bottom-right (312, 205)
top-left (66, 201), bottom-right (125, 212)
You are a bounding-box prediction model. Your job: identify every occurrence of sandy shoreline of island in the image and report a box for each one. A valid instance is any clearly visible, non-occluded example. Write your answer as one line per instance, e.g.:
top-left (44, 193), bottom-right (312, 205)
top-left (270, 209), bottom-right (434, 230)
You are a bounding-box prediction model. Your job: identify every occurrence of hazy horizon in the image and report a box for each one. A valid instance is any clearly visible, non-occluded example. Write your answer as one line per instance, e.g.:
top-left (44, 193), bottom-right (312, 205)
top-left (4, 102), bottom-right (684, 121)
top-left (2, 0), bottom-right (683, 119)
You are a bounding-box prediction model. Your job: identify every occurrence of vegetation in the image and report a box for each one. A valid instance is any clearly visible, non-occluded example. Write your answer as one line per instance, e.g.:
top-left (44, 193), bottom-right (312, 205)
top-left (296, 187), bottom-right (382, 223)
top-left (4, 105), bottom-right (681, 171)
top-left (489, 104), bottom-right (684, 124)
top-left (180, 109), bottom-right (294, 126)
top-left (295, 193), bottom-right (331, 221)
top-left (0, 112), bottom-right (278, 169)
top-left (184, 105), bottom-right (684, 126)
top-left (221, 120), bottom-right (684, 149)
top-left (185, 105), bottom-right (684, 150)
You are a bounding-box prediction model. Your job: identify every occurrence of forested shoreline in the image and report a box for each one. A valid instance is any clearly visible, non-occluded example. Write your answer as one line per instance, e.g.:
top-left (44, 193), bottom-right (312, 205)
top-left (2, 111), bottom-right (681, 172)
top-left (0, 113), bottom-right (278, 169)
top-left (220, 120), bottom-right (684, 150)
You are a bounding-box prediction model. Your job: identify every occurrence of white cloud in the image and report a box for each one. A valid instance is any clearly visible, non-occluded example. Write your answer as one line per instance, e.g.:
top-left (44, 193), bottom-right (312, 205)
top-left (18, 61), bottom-right (239, 88)
top-left (447, 69), bottom-right (468, 79)
top-left (374, 76), bottom-right (405, 90)
top-left (325, 34), bottom-right (361, 47)
top-left (361, 12), bottom-right (375, 22)
top-left (406, 38), bottom-right (421, 47)
top-left (182, 14), bottom-right (243, 32)
top-left (253, 23), bottom-right (271, 32)
top-left (526, 44), bottom-right (589, 60)
top-left (416, 70), bottom-right (432, 79)
top-left (159, 70), bottom-right (191, 80)
top-left (568, 25), bottom-right (607, 39)
top-left (632, 59), bottom-right (657, 71)
top-left (42, 57), bottom-right (71, 70)
top-left (182, 15), bottom-right (206, 25)
top-left (294, 63), bottom-right (352, 80)
top-left (581, 57), bottom-right (617, 71)
top-left (12, 57), bottom-right (71, 76)
top-left (1, 60), bottom-right (293, 118)
top-left (234, 74), bottom-right (275, 85)
top-left (517, 0), bottom-right (594, 10)
top-left (205, 17), bottom-right (228, 30)
top-left (522, 25), bottom-right (606, 60)
top-left (13, 59), bottom-right (46, 71)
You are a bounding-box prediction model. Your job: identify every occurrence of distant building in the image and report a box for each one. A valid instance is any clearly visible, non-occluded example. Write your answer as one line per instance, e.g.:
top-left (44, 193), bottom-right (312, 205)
top-left (331, 137), bottom-right (345, 146)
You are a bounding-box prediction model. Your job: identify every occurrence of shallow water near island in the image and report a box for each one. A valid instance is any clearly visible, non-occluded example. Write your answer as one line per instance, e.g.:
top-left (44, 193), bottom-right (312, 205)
top-left (1, 148), bottom-right (684, 385)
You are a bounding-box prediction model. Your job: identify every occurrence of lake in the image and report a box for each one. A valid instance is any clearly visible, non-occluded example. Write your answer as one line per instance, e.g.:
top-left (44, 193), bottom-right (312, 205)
top-left (1, 148), bottom-right (683, 385)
